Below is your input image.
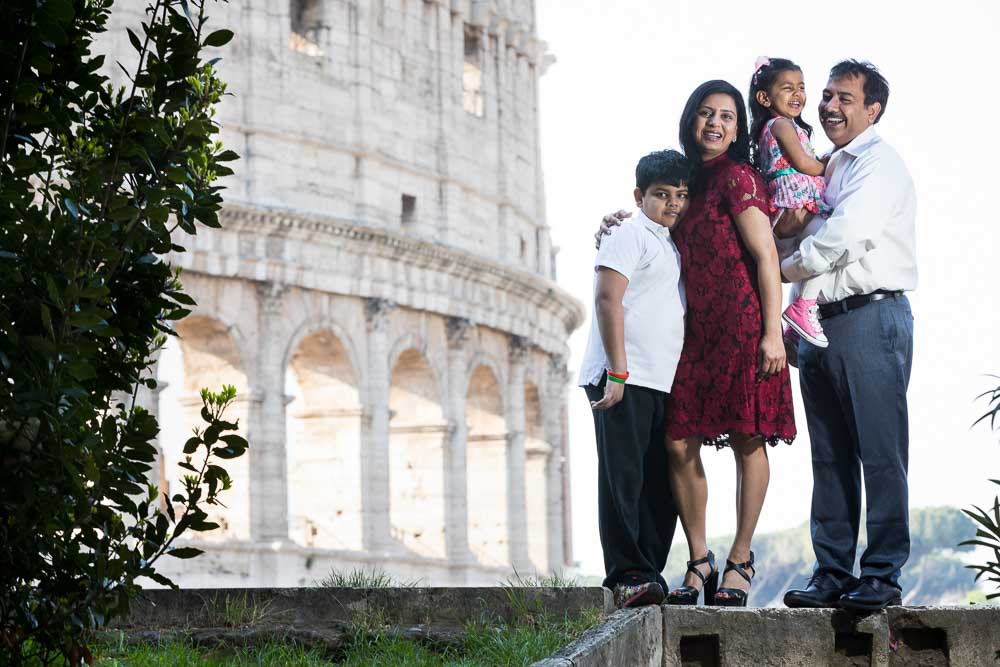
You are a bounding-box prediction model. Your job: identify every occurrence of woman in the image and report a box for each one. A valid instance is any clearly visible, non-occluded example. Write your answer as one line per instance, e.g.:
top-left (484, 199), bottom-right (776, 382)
top-left (598, 80), bottom-right (796, 606)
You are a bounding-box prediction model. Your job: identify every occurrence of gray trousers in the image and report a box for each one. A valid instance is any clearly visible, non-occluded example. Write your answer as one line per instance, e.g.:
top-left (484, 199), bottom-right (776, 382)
top-left (798, 295), bottom-right (913, 586)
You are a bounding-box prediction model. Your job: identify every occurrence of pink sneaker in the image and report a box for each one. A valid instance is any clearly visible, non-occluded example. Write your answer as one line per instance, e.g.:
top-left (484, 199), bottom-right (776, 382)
top-left (783, 326), bottom-right (800, 368)
top-left (782, 298), bottom-right (828, 348)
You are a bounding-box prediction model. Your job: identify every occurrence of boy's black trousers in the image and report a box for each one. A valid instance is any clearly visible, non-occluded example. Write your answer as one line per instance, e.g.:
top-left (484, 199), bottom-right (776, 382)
top-left (585, 378), bottom-right (678, 589)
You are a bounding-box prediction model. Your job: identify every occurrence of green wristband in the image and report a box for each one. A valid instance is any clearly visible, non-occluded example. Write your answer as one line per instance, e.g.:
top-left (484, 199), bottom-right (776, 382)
top-left (607, 374), bottom-right (626, 385)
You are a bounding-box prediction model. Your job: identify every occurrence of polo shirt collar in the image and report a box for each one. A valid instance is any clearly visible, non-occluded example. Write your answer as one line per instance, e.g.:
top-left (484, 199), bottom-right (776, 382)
top-left (635, 209), bottom-right (670, 235)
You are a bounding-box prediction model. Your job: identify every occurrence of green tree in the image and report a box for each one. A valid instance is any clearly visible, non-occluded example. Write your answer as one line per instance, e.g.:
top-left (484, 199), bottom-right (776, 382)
top-left (0, 0), bottom-right (243, 663)
top-left (962, 377), bottom-right (1000, 601)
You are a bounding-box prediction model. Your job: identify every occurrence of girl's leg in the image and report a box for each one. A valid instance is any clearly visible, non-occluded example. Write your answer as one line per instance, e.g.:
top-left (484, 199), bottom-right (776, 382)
top-left (721, 433), bottom-right (770, 594)
top-left (664, 436), bottom-right (712, 587)
top-left (798, 275), bottom-right (821, 300)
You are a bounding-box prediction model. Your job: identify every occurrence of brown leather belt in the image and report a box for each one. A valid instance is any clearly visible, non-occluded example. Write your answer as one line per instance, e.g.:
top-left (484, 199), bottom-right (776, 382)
top-left (818, 289), bottom-right (904, 320)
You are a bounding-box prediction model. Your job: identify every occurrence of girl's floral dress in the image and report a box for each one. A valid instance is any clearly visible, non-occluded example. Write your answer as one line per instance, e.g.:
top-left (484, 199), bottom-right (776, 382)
top-left (758, 117), bottom-right (832, 216)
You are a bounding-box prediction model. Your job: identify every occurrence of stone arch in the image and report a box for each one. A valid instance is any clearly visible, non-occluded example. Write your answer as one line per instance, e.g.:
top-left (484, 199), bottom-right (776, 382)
top-left (283, 317), bottom-right (363, 387)
top-left (463, 350), bottom-right (508, 413)
top-left (388, 332), bottom-right (446, 398)
top-left (285, 328), bottom-right (363, 551)
top-left (466, 363), bottom-right (509, 567)
top-left (388, 348), bottom-right (447, 558)
top-left (523, 381), bottom-right (551, 572)
top-left (160, 315), bottom-right (251, 540)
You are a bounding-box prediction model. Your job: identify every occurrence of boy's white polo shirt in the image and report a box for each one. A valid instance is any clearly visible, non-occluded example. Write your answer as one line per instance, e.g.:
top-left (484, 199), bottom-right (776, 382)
top-left (578, 209), bottom-right (686, 394)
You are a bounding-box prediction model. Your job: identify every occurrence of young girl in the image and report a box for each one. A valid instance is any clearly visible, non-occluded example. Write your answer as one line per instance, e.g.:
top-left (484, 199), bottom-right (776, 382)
top-left (749, 57), bottom-right (831, 349)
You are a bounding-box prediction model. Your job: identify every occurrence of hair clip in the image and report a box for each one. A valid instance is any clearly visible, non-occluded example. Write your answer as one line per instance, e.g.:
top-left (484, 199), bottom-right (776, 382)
top-left (752, 56), bottom-right (771, 86)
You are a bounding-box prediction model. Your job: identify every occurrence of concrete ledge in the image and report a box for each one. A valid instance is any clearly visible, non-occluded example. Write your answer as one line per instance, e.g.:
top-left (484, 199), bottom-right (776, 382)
top-left (886, 606), bottom-right (1000, 667)
top-left (662, 607), bottom-right (885, 666)
top-left (661, 605), bottom-right (1000, 667)
top-left (532, 604), bottom-right (1000, 667)
top-left (113, 587), bottom-right (608, 631)
top-left (533, 606), bottom-right (662, 667)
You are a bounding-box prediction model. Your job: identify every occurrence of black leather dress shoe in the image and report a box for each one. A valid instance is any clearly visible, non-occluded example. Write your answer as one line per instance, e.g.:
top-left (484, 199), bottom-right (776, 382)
top-left (839, 577), bottom-right (902, 612)
top-left (783, 574), bottom-right (849, 608)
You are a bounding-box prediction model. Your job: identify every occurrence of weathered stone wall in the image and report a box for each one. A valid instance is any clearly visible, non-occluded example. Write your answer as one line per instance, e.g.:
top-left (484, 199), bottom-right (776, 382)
top-left (535, 605), bottom-right (1000, 667)
top-left (98, 0), bottom-right (582, 587)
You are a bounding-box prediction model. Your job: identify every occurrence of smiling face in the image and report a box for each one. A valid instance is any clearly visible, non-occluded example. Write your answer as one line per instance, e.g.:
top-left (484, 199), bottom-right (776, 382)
top-left (757, 69), bottom-right (806, 120)
top-left (635, 182), bottom-right (690, 229)
top-left (819, 73), bottom-right (882, 148)
top-left (692, 93), bottom-right (740, 160)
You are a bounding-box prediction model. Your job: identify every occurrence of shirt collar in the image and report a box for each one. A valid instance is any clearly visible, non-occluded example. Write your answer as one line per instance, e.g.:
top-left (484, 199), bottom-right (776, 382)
top-left (635, 209), bottom-right (670, 235)
top-left (836, 125), bottom-right (880, 158)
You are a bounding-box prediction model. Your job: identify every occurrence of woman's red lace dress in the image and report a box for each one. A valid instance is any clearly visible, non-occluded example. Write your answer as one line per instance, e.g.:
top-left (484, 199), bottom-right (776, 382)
top-left (667, 153), bottom-right (796, 447)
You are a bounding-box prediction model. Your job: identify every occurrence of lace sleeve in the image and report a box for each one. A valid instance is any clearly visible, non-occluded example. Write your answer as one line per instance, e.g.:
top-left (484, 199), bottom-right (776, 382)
top-left (722, 163), bottom-right (769, 217)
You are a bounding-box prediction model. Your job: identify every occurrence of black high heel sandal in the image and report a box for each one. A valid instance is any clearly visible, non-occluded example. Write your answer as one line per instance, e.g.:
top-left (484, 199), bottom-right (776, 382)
top-left (714, 551), bottom-right (755, 607)
top-left (666, 551), bottom-right (719, 605)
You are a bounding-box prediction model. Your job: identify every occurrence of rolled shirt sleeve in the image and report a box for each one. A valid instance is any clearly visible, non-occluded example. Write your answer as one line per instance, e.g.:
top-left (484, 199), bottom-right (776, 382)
top-left (781, 148), bottom-right (901, 283)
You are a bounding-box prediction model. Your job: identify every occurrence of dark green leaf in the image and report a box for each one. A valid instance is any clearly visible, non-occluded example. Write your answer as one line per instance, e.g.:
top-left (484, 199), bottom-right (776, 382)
top-left (203, 29), bottom-right (234, 47)
top-left (167, 547), bottom-right (203, 559)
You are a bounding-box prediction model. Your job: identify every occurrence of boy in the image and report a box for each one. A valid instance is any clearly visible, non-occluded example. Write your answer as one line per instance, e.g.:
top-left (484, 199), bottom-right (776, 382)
top-left (578, 149), bottom-right (690, 608)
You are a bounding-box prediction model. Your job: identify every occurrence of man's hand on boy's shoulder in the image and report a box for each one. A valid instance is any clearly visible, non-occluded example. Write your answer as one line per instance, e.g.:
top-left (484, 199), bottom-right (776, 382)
top-left (590, 380), bottom-right (625, 410)
top-left (595, 210), bottom-right (631, 249)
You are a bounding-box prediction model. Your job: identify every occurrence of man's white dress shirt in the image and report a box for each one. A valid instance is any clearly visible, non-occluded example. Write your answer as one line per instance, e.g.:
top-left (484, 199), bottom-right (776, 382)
top-left (578, 210), bottom-right (686, 393)
top-left (780, 126), bottom-right (918, 303)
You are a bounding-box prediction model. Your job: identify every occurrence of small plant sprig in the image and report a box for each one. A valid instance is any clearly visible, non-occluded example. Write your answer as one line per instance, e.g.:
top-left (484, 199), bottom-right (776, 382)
top-left (961, 376), bottom-right (1000, 601)
top-left (140, 385), bottom-right (248, 577)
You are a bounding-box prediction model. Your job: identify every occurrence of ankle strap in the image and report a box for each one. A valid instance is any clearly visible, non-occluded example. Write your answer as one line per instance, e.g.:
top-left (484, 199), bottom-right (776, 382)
top-left (724, 551), bottom-right (755, 583)
top-left (685, 550), bottom-right (716, 582)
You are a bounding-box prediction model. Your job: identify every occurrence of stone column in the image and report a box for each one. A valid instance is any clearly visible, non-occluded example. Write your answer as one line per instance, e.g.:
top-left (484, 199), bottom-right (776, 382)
top-left (361, 297), bottom-right (394, 552)
top-left (135, 378), bottom-right (167, 511)
top-left (544, 353), bottom-right (570, 571)
top-left (506, 336), bottom-right (532, 571)
top-left (444, 317), bottom-right (473, 571)
top-left (249, 282), bottom-right (290, 542)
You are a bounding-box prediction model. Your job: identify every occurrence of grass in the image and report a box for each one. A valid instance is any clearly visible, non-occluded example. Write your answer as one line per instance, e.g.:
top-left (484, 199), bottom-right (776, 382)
top-left (95, 634), bottom-right (333, 666)
top-left (317, 566), bottom-right (423, 589)
top-left (93, 607), bottom-right (603, 666)
top-left (203, 591), bottom-right (277, 627)
top-left (94, 574), bottom-right (602, 665)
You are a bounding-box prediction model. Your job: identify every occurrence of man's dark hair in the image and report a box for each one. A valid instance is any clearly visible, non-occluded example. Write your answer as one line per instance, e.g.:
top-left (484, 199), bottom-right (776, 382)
top-left (635, 149), bottom-right (692, 194)
top-left (829, 59), bottom-right (889, 123)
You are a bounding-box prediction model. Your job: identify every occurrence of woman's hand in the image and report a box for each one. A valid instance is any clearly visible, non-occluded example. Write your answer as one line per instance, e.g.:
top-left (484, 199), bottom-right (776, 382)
top-left (757, 332), bottom-right (787, 380)
top-left (590, 380), bottom-right (625, 410)
top-left (595, 210), bottom-right (631, 248)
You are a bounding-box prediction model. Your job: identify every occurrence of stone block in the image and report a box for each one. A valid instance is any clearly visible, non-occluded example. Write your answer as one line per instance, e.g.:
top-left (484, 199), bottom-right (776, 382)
top-left (114, 586), bottom-right (606, 632)
top-left (661, 607), bottom-right (885, 667)
top-left (534, 606), bottom-right (662, 667)
top-left (887, 605), bottom-right (1000, 666)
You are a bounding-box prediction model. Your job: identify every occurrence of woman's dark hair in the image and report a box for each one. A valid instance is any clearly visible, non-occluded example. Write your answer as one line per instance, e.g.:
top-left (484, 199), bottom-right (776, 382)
top-left (678, 80), bottom-right (751, 176)
top-left (748, 57), bottom-right (813, 166)
top-left (635, 149), bottom-right (692, 194)
top-left (829, 59), bottom-right (889, 123)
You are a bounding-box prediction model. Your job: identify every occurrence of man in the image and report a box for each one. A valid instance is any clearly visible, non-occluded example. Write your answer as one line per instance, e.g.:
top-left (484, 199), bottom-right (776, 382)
top-left (780, 60), bottom-right (917, 611)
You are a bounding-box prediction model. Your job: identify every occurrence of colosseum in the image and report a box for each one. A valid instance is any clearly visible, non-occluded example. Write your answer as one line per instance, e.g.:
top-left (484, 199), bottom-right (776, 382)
top-left (103, 0), bottom-right (583, 586)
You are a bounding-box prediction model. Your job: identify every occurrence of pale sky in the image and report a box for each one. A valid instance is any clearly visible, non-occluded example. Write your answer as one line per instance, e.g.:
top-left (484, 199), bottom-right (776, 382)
top-left (537, 0), bottom-right (1000, 576)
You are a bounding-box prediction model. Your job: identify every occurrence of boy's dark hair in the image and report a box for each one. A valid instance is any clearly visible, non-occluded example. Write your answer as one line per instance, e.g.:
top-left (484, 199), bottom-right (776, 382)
top-left (678, 80), bottom-right (751, 172)
top-left (748, 57), bottom-right (813, 167)
top-left (829, 59), bottom-right (889, 123)
top-left (635, 149), bottom-right (692, 194)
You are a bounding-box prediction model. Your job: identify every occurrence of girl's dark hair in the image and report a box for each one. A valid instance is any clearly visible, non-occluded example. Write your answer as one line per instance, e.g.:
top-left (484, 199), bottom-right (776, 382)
top-left (678, 80), bottom-right (751, 180)
top-left (748, 58), bottom-right (813, 166)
